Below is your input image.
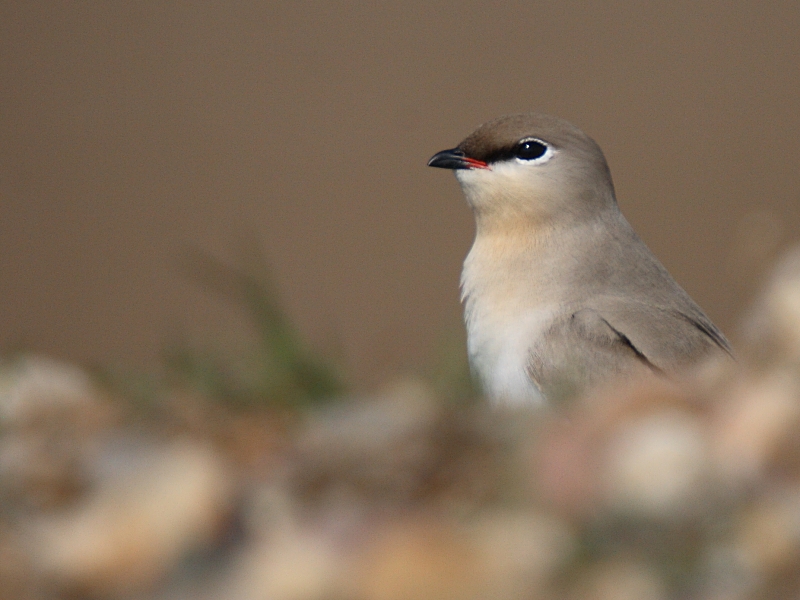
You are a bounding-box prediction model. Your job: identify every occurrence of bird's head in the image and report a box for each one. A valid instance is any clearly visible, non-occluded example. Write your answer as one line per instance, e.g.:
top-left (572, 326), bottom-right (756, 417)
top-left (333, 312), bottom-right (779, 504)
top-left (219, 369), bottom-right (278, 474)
top-left (428, 114), bottom-right (617, 230)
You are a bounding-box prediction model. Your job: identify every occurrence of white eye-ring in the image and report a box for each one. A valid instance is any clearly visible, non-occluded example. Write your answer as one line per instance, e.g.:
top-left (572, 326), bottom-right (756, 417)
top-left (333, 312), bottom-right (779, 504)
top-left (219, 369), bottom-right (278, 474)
top-left (513, 138), bottom-right (555, 165)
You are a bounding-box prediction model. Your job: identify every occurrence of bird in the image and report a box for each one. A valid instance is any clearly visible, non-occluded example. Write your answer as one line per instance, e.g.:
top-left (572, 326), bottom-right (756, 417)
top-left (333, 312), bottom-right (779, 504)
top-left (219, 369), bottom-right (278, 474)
top-left (427, 113), bottom-right (732, 405)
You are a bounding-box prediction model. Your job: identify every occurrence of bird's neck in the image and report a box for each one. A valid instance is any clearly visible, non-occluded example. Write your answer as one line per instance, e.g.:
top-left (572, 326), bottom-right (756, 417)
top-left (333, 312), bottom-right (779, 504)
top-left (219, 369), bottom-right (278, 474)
top-left (461, 211), bottom-right (618, 315)
top-left (461, 172), bottom-right (618, 236)
top-left (461, 226), bottom-right (553, 308)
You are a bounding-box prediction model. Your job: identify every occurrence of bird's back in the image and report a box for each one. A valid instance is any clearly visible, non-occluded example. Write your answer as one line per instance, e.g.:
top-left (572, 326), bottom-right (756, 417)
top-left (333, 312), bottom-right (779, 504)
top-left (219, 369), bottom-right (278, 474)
top-left (527, 211), bottom-right (731, 400)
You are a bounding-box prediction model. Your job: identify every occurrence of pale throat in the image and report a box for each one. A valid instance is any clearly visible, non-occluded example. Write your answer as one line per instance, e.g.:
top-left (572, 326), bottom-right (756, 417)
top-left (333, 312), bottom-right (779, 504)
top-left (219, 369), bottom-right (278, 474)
top-left (460, 231), bottom-right (558, 405)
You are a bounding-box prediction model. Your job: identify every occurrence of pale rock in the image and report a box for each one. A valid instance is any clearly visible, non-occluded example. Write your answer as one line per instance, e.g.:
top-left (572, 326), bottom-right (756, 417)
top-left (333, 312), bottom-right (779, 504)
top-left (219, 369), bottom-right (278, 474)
top-left (31, 440), bottom-right (233, 595)
top-left (602, 409), bottom-right (710, 518)
top-left (712, 370), bottom-right (800, 483)
top-left (734, 486), bottom-right (800, 576)
top-left (574, 560), bottom-right (667, 600)
top-left (221, 528), bottom-right (345, 600)
top-left (0, 355), bottom-right (98, 424)
top-left (744, 246), bottom-right (800, 363)
top-left (469, 509), bottom-right (575, 599)
top-left (357, 519), bottom-right (482, 600)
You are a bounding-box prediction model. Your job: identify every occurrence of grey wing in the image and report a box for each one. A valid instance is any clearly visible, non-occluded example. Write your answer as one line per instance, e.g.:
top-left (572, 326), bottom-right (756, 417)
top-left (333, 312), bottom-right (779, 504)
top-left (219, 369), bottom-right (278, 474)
top-left (527, 299), bottom-right (731, 401)
top-left (587, 296), bottom-right (733, 367)
top-left (527, 307), bottom-right (659, 401)
top-left (672, 308), bottom-right (733, 357)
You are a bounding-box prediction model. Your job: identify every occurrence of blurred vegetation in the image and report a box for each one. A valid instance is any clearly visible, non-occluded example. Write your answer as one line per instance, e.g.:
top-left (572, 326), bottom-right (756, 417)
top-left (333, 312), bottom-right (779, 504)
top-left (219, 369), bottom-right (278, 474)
top-left (167, 248), bottom-right (345, 408)
top-left (97, 244), bottom-right (476, 413)
top-left (94, 245), bottom-right (345, 412)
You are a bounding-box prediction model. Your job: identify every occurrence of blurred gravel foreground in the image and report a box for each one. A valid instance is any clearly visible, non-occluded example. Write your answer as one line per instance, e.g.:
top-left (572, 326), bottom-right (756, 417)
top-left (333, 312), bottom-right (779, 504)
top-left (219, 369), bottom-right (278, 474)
top-left (5, 249), bottom-right (800, 600)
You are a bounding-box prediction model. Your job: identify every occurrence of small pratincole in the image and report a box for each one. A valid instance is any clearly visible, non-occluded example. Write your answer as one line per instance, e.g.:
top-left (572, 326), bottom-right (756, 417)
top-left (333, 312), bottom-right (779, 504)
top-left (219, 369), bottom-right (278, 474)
top-left (428, 113), bottom-right (732, 404)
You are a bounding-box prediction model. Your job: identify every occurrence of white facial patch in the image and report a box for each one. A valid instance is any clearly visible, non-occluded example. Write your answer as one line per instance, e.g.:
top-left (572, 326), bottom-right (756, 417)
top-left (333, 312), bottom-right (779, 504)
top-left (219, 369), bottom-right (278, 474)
top-left (455, 159), bottom-right (558, 214)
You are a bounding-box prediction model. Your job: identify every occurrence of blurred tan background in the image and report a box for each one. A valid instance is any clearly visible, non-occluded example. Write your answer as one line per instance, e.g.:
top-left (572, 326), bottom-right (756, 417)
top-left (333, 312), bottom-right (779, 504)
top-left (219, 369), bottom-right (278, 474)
top-left (1, 1), bottom-right (799, 390)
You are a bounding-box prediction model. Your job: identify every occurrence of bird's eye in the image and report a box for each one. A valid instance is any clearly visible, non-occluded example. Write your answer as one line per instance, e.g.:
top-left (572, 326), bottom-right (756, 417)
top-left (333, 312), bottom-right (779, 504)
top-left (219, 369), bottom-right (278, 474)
top-left (514, 138), bottom-right (550, 161)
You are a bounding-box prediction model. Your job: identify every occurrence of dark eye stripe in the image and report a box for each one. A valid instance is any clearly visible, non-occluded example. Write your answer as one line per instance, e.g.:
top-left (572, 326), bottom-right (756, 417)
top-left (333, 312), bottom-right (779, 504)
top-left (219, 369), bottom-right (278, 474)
top-left (462, 138), bottom-right (552, 164)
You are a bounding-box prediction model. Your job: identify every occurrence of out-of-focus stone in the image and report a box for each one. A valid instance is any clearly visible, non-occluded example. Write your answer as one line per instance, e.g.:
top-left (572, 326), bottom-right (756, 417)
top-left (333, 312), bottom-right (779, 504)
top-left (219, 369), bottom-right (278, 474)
top-left (532, 378), bottom-right (697, 519)
top-left (469, 509), bottom-right (575, 599)
top-left (291, 378), bottom-right (441, 505)
top-left (532, 414), bottom-right (601, 518)
top-left (220, 527), bottom-right (345, 600)
top-left (743, 245), bottom-right (800, 364)
top-left (571, 560), bottom-right (667, 600)
top-left (0, 528), bottom-right (39, 600)
top-left (602, 409), bottom-right (710, 518)
top-left (734, 486), bottom-right (800, 577)
top-left (0, 356), bottom-right (115, 510)
top-left (0, 428), bottom-right (88, 509)
top-left (292, 377), bottom-right (506, 508)
top-left (357, 519), bottom-right (483, 600)
top-left (217, 482), bottom-right (363, 600)
top-left (0, 355), bottom-right (99, 425)
top-left (697, 543), bottom-right (759, 600)
top-left (712, 371), bottom-right (800, 483)
top-left (299, 378), bottom-right (439, 460)
top-left (30, 440), bottom-right (233, 596)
